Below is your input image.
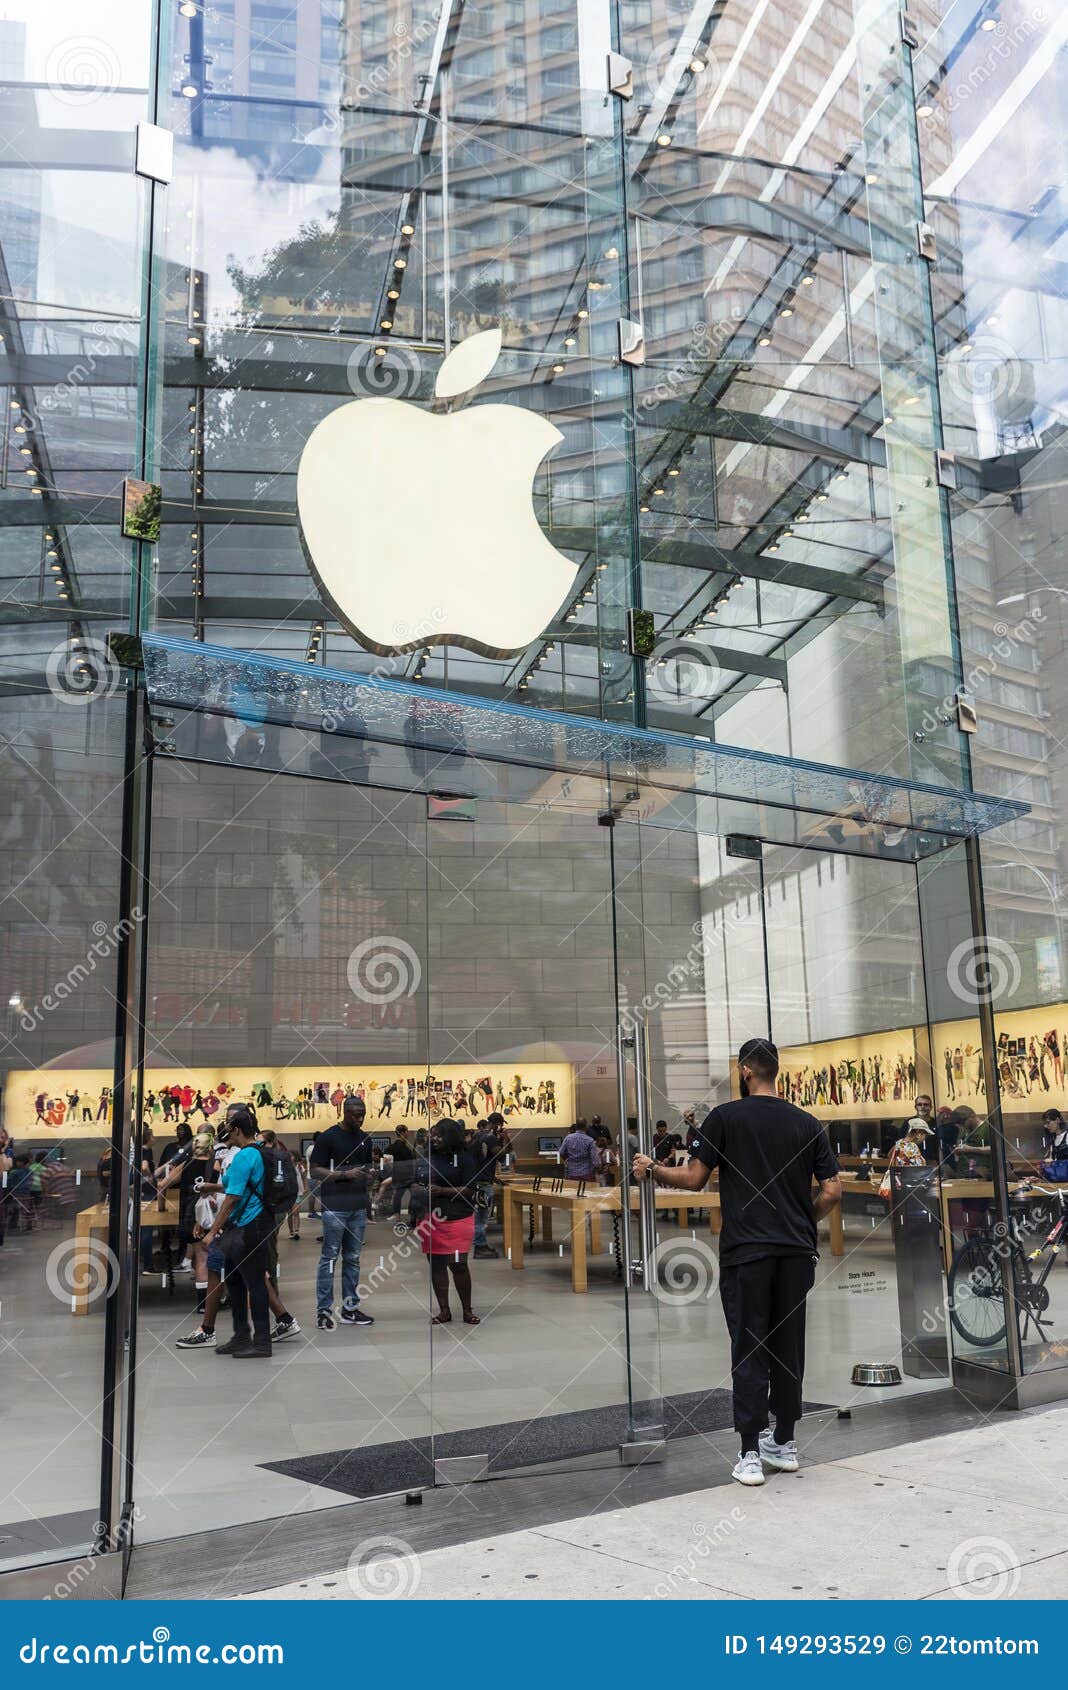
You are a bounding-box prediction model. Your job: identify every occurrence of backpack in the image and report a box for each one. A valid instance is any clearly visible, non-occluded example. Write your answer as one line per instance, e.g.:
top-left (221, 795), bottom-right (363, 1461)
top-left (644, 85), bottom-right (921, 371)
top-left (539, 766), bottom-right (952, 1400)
top-left (258, 1143), bottom-right (299, 1214)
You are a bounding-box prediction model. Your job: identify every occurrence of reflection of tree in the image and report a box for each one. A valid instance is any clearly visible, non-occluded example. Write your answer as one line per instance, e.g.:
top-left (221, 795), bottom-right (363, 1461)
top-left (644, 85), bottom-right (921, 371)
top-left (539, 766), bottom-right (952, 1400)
top-left (125, 482), bottom-right (161, 542)
top-left (226, 210), bottom-right (381, 331)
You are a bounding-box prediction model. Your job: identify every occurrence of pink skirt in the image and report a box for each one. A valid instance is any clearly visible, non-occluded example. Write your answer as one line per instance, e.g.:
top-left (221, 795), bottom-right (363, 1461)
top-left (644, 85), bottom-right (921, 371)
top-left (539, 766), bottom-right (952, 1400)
top-left (420, 1214), bottom-right (475, 1256)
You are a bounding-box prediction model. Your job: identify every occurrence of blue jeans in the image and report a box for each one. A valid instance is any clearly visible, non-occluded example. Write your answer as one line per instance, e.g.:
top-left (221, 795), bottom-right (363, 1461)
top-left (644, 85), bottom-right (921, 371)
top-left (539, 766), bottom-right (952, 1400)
top-left (474, 1185), bottom-right (495, 1248)
top-left (316, 1208), bottom-right (367, 1313)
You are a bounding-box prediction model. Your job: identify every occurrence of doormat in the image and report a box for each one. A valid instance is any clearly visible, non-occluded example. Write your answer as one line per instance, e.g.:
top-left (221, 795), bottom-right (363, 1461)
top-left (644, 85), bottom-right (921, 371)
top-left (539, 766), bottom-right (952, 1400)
top-left (261, 1390), bottom-right (831, 1501)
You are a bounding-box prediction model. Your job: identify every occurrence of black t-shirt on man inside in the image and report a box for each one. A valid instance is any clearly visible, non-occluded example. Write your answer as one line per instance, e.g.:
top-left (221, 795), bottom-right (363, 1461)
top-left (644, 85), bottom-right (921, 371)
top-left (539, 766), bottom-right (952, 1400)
top-left (694, 1095), bottom-right (838, 1268)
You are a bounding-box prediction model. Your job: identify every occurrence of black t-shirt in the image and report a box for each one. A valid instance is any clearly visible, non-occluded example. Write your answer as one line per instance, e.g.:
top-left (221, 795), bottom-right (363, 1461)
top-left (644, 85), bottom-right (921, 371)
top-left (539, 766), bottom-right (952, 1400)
top-left (311, 1125), bottom-right (373, 1211)
top-left (388, 1136), bottom-right (415, 1164)
top-left (693, 1096), bottom-right (838, 1268)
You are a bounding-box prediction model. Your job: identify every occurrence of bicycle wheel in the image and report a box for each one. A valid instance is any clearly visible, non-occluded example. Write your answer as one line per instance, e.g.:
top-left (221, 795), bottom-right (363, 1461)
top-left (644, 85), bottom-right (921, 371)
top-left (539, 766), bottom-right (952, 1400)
top-left (949, 1235), bottom-right (1007, 1348)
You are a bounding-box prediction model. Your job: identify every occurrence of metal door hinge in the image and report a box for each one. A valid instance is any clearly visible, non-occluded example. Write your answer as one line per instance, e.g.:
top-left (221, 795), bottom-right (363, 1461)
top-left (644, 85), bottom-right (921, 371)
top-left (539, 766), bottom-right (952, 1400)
top-left (607, 52), bottom-right (633, 99)
top-left (618, 318), bottom-right (645, 366)
top-left (135, 122), bottom-right (174, 184)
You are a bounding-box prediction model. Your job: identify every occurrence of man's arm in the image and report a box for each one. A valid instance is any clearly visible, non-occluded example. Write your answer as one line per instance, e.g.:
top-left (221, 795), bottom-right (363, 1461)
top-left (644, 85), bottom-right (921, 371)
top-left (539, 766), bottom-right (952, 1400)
top-left (632, 1153), bottom-right (710, 1191)
top-left (201, 1192), bottom-right (238, 1246)
top-left (812, 1175), bottom-right (842, 1221)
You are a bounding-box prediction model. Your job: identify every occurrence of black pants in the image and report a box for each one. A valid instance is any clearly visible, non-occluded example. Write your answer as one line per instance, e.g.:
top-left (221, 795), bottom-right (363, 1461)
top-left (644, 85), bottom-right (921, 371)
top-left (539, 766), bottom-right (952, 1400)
top-left (225, 1219), bottom-right (272, 1347)
top-left (390, 1174), bottom-right (413, 1215)
top-left (719, 1253), bottom-right (816, 1447)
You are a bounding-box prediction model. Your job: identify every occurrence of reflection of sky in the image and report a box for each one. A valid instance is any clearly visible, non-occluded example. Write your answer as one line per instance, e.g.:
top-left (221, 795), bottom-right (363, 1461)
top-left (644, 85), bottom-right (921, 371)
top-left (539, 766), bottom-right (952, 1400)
top-left (2, 2), bottom-right (151, 312)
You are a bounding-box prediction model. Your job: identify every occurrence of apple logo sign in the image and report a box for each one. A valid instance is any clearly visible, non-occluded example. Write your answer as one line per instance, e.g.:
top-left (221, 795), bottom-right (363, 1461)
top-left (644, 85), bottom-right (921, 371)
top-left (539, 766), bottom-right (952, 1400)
top-left (297, 327), bottom-right (578, 658)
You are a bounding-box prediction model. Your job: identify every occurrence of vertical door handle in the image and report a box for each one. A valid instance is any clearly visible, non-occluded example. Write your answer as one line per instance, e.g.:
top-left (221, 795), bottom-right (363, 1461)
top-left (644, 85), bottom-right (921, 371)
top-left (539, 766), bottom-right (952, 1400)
top-left (633, 1022), bottom-right (658, 1292)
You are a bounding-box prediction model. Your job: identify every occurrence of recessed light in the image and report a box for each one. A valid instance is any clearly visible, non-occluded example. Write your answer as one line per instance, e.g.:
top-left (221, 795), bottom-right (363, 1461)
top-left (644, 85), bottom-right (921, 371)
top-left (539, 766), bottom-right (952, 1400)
top-left (19, 445), bottom-right (30, 456)
top-left (564, 336), bottom-right (575, 348)
top-left (653, 487), bottom-right (665, 496)
top-left (758, 335), bottom-right (772, 346)
top-left (552, 362), bottom-right (564, 373)
top-left (766, 544), bottom-right (779, 553)
top-left (375, 347), bottom-right (386, 357)
top-left (380, 319), bottom-right (393, 330)
top-left (188, 334), bottom-right (200, 345)
top-left (181, 82), bottom-right (198, 98)
top-left (180, 2), bottom-right (198, 15)
top-left (688, 57), bottom-right (705, 73)
top-left (987, 314), bottom-right (1000, 327)
top-left (916, 102), bottom-right (934, 118)
top-left (394, 257), bottom-right (407, 270)
top-left (401, 223), bottom-right (415, 235)
top-left (865, 174), bottom-right (879, 185)
top-left (577, 308), bottom-right (588, 320)
top-left (884, 415), bottom-right (894, 426)
top-left (603, 246), bottom-right (618, 259)
top-left (667, 467), bottom-right (680, 476)
top-left (816, 492), bottom-right (829, 501)
top-left (656, 132), bottom-right (672, 147)
top-left (639, 504), bottom-right (650, 513)
top-left (800, 274), bottom-right (815, 285)
top-left (779, 306), bottom-right (794, 318)
top-left (980, 15), bottom-right (998, 30)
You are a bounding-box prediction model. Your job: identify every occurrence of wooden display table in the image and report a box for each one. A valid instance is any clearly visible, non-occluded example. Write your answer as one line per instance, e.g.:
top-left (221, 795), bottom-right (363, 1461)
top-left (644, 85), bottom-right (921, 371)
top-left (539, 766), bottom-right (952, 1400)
top-left (72, 1196), bottom-right (182, 1315)
top-left (502, 1182), bottom-right (843, 1292)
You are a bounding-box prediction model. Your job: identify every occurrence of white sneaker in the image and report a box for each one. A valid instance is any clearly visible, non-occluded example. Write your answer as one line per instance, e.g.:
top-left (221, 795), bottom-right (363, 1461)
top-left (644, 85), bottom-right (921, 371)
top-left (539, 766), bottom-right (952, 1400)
top-left (732, 1450), bottom-right (765, 1487)
top-left (759, 1429), bottom-right (799, 1472)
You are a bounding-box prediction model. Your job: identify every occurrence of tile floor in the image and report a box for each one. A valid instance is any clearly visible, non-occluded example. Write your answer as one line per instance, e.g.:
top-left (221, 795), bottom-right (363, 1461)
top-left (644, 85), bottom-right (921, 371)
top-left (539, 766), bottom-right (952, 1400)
top-left (2, 1203), bottom-right (946, 1553)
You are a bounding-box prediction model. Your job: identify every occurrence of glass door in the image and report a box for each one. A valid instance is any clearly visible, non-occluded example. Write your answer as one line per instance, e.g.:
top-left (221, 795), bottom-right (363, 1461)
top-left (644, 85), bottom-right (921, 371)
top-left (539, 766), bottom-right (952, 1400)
top-left (423, 783), bottom-right (664, 1483)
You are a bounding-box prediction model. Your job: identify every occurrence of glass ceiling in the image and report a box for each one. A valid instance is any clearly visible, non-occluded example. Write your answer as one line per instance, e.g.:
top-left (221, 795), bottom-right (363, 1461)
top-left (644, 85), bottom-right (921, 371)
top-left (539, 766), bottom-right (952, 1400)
top-left (142, 633), bottom-right (1028, 862)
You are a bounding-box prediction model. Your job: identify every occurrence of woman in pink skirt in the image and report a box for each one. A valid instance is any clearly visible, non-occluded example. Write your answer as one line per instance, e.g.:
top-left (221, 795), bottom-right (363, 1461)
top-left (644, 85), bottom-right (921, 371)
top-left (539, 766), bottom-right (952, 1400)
top-left (421, 1119), bottom-right (481, 1325)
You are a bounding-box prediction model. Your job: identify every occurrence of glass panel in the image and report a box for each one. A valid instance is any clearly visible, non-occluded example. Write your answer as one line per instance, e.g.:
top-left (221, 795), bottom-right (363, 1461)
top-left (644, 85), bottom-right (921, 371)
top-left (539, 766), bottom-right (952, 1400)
top-left (0, 693), bottom-right (127, 1571)
top-left (425, 791), bottom-right (661, 1477)
top-left (764, 843), bottom-right (950, 1396)
top-left (918, 1), bottom-right (1068, 1380)
top-left (133, 761), bottom-right (434, 1539)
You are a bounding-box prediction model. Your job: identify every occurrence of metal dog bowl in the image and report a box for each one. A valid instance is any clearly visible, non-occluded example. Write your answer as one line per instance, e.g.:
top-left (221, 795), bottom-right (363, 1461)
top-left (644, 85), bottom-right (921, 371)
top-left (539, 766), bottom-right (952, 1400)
top-left (851, 1361), bottom-right (903, 1387)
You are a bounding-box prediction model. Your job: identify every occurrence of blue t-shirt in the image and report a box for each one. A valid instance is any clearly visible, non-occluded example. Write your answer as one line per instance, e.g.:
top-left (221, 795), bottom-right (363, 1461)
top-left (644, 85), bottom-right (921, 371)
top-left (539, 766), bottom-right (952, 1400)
top-left (222, 1145), bottom-right (264, 1224)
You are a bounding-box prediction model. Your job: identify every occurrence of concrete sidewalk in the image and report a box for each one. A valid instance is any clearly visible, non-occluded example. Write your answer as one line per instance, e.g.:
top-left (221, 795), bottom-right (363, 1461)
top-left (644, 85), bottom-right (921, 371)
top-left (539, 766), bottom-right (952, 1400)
top-left (238, 1405), bottom-right (1068, 1601)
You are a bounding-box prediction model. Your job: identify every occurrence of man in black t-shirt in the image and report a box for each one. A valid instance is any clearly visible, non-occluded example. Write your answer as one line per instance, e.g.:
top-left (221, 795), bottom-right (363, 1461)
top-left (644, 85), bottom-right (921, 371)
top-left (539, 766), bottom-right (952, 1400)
top-left (310, 1097), bottom-right (375, 1332)
top-left (634, 1037), bottom-right (840, 1489)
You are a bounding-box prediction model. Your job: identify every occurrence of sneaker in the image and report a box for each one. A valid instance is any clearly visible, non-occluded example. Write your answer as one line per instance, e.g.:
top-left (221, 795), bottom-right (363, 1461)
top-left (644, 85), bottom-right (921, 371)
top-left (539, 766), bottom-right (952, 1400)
top-left (316, 1309), bottom-right (337, 1331)
top-left (232, 1342), bottom-right (272, 1359)
top-left (173, 1260), bottom-right (193, 1274)
top-left (215, 1336), bottom-right (254, 1357)
top-left (731, 1451), bottom-right (765, 1487)
top-left (758, 1430), bottom-right (799, 1472)
top-left (175, 1328), bottom-right (215, 1349)
top-left (271, 1316), bottom-right (301, 1342)
top-left (473, 1246), bottom-right (500, 1259)
top-left (340, 1307), bottom-right (374, 1327)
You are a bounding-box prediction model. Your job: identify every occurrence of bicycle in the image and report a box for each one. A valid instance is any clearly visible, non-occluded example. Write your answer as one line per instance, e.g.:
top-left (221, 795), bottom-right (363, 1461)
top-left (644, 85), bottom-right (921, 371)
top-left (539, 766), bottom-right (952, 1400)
top-left (948, 1182), bottom-right (1068, 1348)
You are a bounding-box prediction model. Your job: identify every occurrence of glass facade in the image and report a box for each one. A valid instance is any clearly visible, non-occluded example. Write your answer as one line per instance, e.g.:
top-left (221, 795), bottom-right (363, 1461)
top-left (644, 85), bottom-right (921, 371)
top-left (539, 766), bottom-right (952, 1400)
top-left (2, 0), bottom-right (1067, 1588)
